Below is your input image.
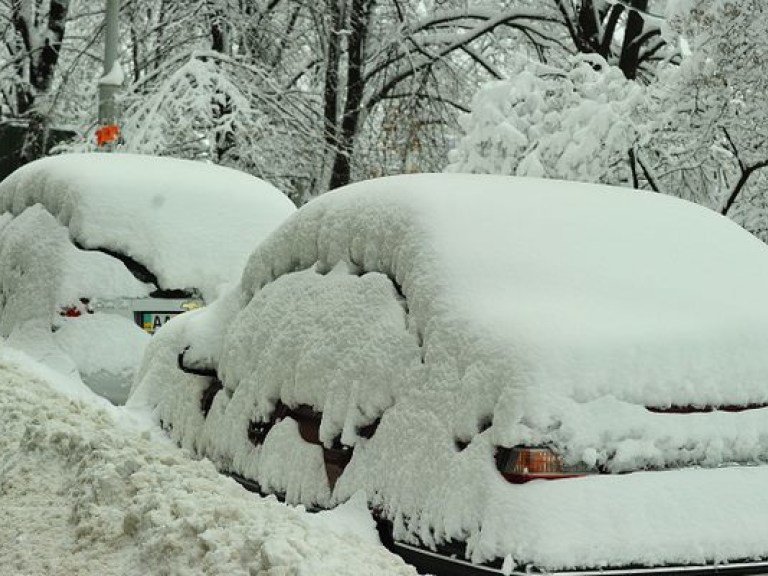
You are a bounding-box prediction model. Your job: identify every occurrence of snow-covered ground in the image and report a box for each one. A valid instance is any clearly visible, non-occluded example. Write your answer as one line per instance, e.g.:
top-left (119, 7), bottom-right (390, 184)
top-left (0, 345), bottom-right (417, 576)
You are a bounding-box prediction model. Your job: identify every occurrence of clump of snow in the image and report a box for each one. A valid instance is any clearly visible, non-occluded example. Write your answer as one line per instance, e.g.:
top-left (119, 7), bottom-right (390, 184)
top-left (132, 173), bottom-right (768, 569)
top-left (172, 285), bottom-right (243, 370)
top-left (6, 319), bottom-right (83, 382)
top-left (0, 211), bottom-right (12, 233)
top-left (306, 491), bottom-right (382, 545)
top-left (98, 61), bottom-right (125, 86)
top-left (0, 152), bottom-right (296, 301)
top-left (0, 352), bottom-right (417, 576)
top-left (0, 340), bottom-right (112, 405)
top-left (445, 55), bottom-right (644, 187)
top-left (218, 263), bottom-right (423, 447)
top-left (0, 206), bottom-right (68, 334)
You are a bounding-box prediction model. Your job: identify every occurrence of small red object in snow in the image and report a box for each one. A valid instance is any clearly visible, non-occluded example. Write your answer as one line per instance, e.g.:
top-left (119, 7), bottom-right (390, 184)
top-left (61, 306), bottom-right (82, 317)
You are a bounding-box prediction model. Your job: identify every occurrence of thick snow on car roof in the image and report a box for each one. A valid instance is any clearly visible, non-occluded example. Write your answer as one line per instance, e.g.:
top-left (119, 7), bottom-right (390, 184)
top-left (0, 153), bottom-right (296, 299)
top-left (243, 173), bottom-right (768, 411)
top-left (133, 173), bottom-right (768, 571)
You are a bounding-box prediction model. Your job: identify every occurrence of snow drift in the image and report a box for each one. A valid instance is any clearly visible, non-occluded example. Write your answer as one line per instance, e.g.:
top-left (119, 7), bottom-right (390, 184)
top-left (0, 348), bottom-right (416, 576)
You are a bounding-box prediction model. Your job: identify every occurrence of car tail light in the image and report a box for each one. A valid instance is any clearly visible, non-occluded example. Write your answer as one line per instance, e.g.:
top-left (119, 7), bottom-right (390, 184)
top-left (60, 306), bottom-right (82, 318)
top-left (58, 299), bottom-right (93, 318)
top-left (495, 446), bottom-right (591, 483)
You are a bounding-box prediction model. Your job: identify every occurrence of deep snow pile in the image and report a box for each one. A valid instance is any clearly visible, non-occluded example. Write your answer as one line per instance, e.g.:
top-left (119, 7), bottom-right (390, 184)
top-left (0, 153), bottom-right (296, 300)
top-left (133, 173), bottom-right (768, 569)
top-left (0, 346), bottom-right (416, 576)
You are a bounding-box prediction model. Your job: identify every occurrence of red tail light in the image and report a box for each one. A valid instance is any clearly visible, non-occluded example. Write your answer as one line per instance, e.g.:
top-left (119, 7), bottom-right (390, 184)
top-left (495, 446), bottom-right (591, 484)
top-left (60, 305), bottom-right (82, 318)
top-left (58, 299), bottom-right (93, 318)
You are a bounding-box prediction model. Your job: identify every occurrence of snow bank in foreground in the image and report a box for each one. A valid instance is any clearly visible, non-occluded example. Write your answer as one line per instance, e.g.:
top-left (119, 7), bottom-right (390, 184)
top-left (0, 153), bottom-right (296, 300)
top-left (0, 351), bottom-right (416, 576)
top-left (133, 174), bottom-right (768, 569)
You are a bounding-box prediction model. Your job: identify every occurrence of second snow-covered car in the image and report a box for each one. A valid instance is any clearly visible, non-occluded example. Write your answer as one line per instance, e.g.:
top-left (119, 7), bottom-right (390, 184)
top-left (132, 173), bottom-right (768, 575)
top-left (0, 153), bottom-right (295, 403)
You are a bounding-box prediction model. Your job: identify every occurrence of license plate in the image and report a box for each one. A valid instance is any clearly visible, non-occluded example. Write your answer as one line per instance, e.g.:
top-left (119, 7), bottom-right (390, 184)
top-left (137, 312), bottom-right (180, 334)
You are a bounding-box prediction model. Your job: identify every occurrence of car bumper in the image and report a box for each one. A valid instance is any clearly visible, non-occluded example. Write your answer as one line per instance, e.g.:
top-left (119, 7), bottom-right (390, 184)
top-left (392, 541), bottom-right (768, 576)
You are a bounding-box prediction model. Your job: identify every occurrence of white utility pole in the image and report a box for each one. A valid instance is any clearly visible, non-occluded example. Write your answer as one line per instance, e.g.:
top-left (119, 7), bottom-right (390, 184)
top-left (97, 0), bottom-right (121, 126)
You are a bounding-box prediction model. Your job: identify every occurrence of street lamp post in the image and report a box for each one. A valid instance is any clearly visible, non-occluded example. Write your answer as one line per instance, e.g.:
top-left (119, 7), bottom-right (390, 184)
top-left (97, 0), bottom-right (121, 137)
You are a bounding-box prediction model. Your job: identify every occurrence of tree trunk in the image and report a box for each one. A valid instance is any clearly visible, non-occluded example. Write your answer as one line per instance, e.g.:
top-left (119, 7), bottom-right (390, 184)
top-left (12, 0), bottom-right (72, 163)
top-left (328, 0), bottom-right (369, 190)
top-left (210, 8), bottom-right (236, 162)
top-left (19, 110), bottom-right (50, 163)
top-left (576, 0), bottom-right (601, 53)
top-left (619, 0), bottom-right (648, 79)
top-left (322, 0), bottom-right (343, 187)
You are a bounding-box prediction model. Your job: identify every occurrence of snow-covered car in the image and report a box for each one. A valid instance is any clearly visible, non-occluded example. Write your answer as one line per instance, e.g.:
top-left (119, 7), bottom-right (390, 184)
top-left (0, 153), bottom-right (295, 404)
top-left (131, 173), bottom-right (768, 575)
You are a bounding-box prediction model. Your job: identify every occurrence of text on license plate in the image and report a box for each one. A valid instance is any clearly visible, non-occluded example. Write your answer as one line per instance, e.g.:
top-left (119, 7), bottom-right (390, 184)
top-left (137, 312), bottom-right (180, 334)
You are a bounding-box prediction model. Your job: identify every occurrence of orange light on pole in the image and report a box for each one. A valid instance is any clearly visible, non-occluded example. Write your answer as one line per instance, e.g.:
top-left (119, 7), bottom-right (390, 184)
top-left (95, 123), bottom-right (120, 146)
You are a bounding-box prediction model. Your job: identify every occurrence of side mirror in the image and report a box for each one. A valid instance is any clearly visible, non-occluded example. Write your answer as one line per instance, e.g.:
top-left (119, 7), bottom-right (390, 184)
top-left (177, 345), bottom-right (217, 377)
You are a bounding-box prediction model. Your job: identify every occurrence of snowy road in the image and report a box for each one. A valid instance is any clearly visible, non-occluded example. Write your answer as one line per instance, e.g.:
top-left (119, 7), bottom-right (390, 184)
top-left (0, 351), bottom-right (417, 576)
